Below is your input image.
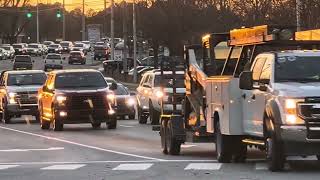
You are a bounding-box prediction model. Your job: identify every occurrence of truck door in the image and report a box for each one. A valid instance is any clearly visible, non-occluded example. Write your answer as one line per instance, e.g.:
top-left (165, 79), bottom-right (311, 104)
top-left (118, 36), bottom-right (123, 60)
top-left (242, 57), bottom-right (266, 136)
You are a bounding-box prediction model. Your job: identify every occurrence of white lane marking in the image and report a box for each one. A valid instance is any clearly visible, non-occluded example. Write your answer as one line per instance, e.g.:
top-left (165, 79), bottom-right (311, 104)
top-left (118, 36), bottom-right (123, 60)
top-left (119, 125), bottom-right (134, 128)
top-left (113, 163), bottom-right (153, 170)
top-left (184, 163), bottom-right (222, 170)
top-left (0, 165), bottom-right (20, 170)
top-left (0, 147), bottom-right (64, 152)
top-left (0, 125), bottom-right (164, 161)
top-left (181, 144), bottom-right (196, 148)
top-left (0, 160), bottom-right (218, 165)
top-left (287, 156), bottom-right (317, 161)
top-left (255, 163), bottom-right (268, 170)
top-left (41, 164), bottom-right (86, 170)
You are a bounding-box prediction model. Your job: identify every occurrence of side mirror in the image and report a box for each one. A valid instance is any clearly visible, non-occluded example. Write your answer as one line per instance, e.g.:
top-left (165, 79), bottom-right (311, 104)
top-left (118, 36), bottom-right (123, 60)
top-left (110, 82), bottom-right (118, 90)
top-left (239, 71), bottom-right (253, 90)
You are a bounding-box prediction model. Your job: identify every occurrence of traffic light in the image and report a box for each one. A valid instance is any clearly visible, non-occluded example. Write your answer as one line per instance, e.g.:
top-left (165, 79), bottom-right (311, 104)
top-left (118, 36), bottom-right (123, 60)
top-left (26, 10), bottom-right (32, 19)
top-left (56, 9), bottom-right (62, 19)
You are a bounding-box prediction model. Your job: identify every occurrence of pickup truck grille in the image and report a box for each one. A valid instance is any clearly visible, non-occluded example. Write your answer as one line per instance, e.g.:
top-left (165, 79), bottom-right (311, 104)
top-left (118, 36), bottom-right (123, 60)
top-left (298, 102), bottom-right (320, 139)
top-left (67, 95), bottom-right (106, 110)
top-left (15, 91), bottom-right (38, 104)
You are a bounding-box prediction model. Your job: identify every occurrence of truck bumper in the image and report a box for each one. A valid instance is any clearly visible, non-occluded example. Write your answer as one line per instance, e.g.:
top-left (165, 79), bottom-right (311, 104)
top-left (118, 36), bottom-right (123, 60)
top-left (280, 125), bottom-right (320, 156)
top-left (7, 104), bottom-right (38, 115)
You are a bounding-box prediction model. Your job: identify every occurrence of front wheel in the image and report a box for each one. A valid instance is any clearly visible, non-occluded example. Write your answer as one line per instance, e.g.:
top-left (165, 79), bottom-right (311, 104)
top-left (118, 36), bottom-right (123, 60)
top-left (266, 133), bottom-right (285, 171)
top-left (138, 107), bottom-right (147, 124)
top-left (107, 117), bottom-right (117, 129)
top-left (92, 122), bottom-right (101, 129)
top-left (150, 102), bottom-right (160, 125)
top-left (2, 105), bottom-right (11, 124)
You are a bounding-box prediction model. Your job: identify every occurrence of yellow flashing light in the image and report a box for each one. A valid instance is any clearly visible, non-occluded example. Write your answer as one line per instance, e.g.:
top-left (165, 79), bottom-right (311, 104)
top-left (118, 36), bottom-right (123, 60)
top-left (202, 34), bottom-right (211, 49)
top-left (230, 25), bottom-right (269, 45)
top-left (296, 29), bottom-right (320, 41)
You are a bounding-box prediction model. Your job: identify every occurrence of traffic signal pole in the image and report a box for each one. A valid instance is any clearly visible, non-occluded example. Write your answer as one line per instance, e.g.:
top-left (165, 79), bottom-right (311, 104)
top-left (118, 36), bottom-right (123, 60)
top-left (36, 0), bottom-right (39, 43)
top-left (296, 0), bottom-right (302, 31)
top-left (82, 0), bottom-right (85, 41)
top-left (63, 0), bottom-right (66, 40)
top-left (133, 0), bottom-right (137, 83)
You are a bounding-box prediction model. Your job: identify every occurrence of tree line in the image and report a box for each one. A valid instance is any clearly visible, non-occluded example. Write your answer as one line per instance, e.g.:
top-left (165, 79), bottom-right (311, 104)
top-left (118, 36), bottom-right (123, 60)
top-left (1, 0), bottom-right (320, 55)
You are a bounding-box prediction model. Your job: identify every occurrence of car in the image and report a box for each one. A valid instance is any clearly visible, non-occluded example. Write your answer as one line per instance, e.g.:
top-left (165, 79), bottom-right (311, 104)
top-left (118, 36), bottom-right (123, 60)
top-left (0, 48), bottom-right (7, 60)
top-left (60, 41), bottom-right (73, 53)
top-left (13, 55), bottom-right (34, 70)
top-left (0, 70), bottom-right (47, 123)
top-left (72, 43), bottom-right (87, 55)
top-left (43, 41), bottom-right (54, 46)
top-left (12, 43), bottom-right (27, 55)
top-left (38, 69), bottom-right (118, 131)
top-left (27, 43), bottom-right (42, 56)
top-left (94, 46), bottom-right (109, 60)
top-left (81, 41), bottom-right (91, 52)
top-left (48, 44), bottom-right (62, 54)
top-left (44, 53), bottom-right (64, 71)
top-left (2, 46), bottom-right (15, 59)
top-left (136, 69), bottom-right (185, 125)
top-left (68, 51), bottom-right (86, 65)
top-left (104, 77), bottom-right (117, 86)
top-left (114, 83), bottom-right (136, 120)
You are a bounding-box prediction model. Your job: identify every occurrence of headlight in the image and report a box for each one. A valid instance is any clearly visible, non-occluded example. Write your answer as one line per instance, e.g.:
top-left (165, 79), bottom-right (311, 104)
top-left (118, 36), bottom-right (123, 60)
top-left (155, 90), bottom-right (164, 99)
top-left (107, 93), bottom-right (115, 101)
top-left (126, 97), bottom-right (136, 106)
top-left (283, 98), bottom-right (304, 125)
top-left (8, 92), bottom-right (17, 104)
top-left (56, 95), bottom-right (67, 104)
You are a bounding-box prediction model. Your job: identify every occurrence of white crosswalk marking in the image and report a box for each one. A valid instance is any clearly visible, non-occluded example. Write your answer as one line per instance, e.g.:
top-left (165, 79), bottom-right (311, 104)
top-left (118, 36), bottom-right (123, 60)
top-left (255, 163), bottom-right (268, 170)
top-left (113, 163), bottom-right (153, 171)
top-left (41, 164), bottom-right (86, 170)
top-left (0, 165), bottom-right (20, 170)
top-left (184, 163), bottom-right (222, 170)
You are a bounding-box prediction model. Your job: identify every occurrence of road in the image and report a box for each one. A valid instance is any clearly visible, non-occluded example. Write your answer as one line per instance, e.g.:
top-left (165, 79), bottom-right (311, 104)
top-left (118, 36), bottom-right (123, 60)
top-left (0, 54), bottom-right (320, 180)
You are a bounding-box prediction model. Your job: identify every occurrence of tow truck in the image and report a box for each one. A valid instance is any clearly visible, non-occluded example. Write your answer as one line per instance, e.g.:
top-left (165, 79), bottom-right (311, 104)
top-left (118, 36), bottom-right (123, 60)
top-left (157, 25), bottom-right (320, 171)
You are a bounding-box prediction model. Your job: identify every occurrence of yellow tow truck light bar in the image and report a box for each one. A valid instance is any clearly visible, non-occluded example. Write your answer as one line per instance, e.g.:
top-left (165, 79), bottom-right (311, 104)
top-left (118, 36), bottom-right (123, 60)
top-left (295, 29), bottom-right (320, 41)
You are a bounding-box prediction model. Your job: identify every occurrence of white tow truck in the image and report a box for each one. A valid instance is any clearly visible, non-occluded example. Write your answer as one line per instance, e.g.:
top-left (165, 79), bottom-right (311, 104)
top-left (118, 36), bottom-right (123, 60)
top-left (158, 25), bottom-right (320, 171)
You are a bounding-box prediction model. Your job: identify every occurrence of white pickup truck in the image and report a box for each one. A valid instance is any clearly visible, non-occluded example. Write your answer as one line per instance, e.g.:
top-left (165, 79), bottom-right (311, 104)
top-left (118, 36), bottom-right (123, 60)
top-left (44, 53), bottom-right (64, 72)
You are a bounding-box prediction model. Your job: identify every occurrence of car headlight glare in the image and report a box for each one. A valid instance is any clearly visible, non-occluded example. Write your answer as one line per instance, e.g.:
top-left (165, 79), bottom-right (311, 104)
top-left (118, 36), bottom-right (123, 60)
top-left (107, 93), bottom-right (115, 101)
top-left (283, 98), bottom-right (304, 125)
top-left (9, 92), bottom-right (16, 98)
top-left (155, 90), bottom-right (164, 99)
top-left (126, 97), bottom-right (136, 106)
top-left (56, 95), bottom-right (67, 104)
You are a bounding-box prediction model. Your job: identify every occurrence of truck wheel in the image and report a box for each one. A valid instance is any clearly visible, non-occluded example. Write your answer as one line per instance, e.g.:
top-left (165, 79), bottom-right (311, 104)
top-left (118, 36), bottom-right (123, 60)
top-left (266, 132), bottom-right (285, 171)
top-left (233, 140), bottom-right (247, 163)
top-left (160, 119), bottom-right (168, 154)
top-left (40, 118), bottom-right (50, 130)
top-left (129, 113), bottom-right (135, 120)
top-left (107, 117), bottom-right (117, 129)
top-left (150, 102), bottom-right (160, 125)
top-left (92, 122), bottom-right (101, 129)
top-left (53, 119), bottom-right (63, 131)
top-left (138, 107), bottom-right (147, 124)
top-left (2, 105), bottom-right (11, 124)
top-left (165, 119), bottom-right (181, 155)
top-left (215, 121), bottom-right (232, 163)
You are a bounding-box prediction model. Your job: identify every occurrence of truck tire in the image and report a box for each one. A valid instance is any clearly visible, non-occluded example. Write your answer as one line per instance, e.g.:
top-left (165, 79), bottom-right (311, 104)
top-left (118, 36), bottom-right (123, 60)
top-left (160, 119), bottom-right (168, 154)
top-left (128, 113), bottom-right (135, 120)
top-left (150, 102), bottom-right (160, 125)
top-left (52, 108), bottom-right (63, 131)
top-left (165, 119), bottom-right (181, 155)
top-left (107, 117), bottom-right (117, 129)
top-left (2, 104), bottom-right (11, 124)
top-left (233, 140), bottom-right (247, 163)
top-left (138, 107), bottom-right (147, 124)
top-left (215, 121), bottom-right (232, 163)
top-left (266, 131), bottom-right (285, 171)
top-left (92, 122), bottom-right (101, 129)
top-left (40, 119), bottom-right (50, 130)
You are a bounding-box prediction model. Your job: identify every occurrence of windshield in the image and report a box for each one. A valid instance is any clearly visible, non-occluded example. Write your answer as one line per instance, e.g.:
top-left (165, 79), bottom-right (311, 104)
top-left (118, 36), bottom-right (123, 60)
top-left (7, 73), bottom-right (47, 86)
top-left (46, 54), bottom-right (61, 59)
top-left (55, 72), bottom-right (107, 89)
top-left (49, 44), bottom-right (59, 48)
top-left (154, 74), bottom-right (185, 87)
top-left (75, 44), bottom-right (84, 47)
top-left (115, 85), bottom-right (129, 95)
top-left (13, 44), bottom-right (23, 48)
top-left (29, 45), bottom-right (39, 48)
top-left (15, 56), bottom-right (31, 62)
top-left (95, 46), bottom-right (105, 50)
top-left (275, 56), bottom-right (320, 82)
top-left (44, 42), bottom-right (52, 45)
top-left (70, 52), bottom-right (81, 56)
top-left (2, 46), bottom-right (11, 50)
top-left (60, 42), bottom-right (70, 46)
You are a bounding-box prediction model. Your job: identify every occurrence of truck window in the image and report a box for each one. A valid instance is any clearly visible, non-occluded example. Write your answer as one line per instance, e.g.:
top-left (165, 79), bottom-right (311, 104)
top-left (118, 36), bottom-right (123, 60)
top-left (222, 46), bottom-right (241, 75)
top-left (15, 56), bottom-right (31, 62)
top-left (252, 57), bottom-right (266, 82)
top-left (259, 58), bottom-right (272, 84)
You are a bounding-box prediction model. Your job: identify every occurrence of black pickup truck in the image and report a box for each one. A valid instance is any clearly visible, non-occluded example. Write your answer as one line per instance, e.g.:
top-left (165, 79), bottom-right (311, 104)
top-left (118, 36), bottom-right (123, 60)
top-left (13, 55), bottom-right (34, 70)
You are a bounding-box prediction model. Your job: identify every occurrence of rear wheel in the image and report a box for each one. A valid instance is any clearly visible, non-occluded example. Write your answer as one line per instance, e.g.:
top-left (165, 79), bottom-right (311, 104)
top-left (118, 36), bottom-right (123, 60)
top-left (215, 121), bottom-right (232, 163)
top-left (129, 113), bottom-right (135, 120)
top-left (92, 122), bottom-right (101, 129)
top-left (165, 119), bottom-right (181, 155)
top-left (138, 107), bottom-right (147, 124)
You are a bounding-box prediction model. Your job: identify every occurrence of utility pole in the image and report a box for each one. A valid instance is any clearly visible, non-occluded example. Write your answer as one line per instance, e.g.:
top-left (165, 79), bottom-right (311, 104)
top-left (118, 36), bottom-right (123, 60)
top-left (104, 0), bottom-right (107, 37)
top-left (36, 0), bottom-right (39, 43)
top-left (111, 0), bottom-right (115, 60)
top-left (123, 1), bottom-right (128, 75)
top-left (82, 0), bottom-right (85, 41)
top-left (62, 0), bottom-right (66, 40)
top-left (133, 0), bottom-right (137, 82)
top-left (296, 0), bottom-right (302, 31)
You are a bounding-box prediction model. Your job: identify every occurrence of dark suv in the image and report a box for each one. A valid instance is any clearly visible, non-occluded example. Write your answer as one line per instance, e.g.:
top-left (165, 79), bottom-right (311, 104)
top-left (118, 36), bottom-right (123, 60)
top-left (13, 55), bottom-right (34, 70)
top-left (38, 69), bottom-right (118, 131)
top-left (94, 46), bottom-right (109, 60)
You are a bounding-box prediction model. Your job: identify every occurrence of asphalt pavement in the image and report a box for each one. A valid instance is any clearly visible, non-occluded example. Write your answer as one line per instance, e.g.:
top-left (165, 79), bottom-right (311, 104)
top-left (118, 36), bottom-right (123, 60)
top-left (0, 54), bottom-right (320, 180)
